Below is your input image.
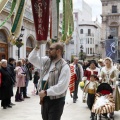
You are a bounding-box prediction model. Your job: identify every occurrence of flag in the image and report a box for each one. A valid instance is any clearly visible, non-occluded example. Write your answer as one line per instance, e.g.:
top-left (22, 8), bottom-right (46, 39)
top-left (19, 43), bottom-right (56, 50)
top-left (31, 0), bottom-right (50, 44)
top-left (105, 39), bottom-right (117, 61)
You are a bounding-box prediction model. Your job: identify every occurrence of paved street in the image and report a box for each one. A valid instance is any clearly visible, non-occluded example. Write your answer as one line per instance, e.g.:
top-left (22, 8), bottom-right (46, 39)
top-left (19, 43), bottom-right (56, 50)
top-left (0, 81), bottom-right (120, 120)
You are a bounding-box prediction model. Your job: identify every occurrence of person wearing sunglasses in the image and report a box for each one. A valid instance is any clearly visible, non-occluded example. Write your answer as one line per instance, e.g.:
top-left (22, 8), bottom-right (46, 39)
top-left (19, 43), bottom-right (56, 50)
top-left (28, 42), bottom-right (70, 120)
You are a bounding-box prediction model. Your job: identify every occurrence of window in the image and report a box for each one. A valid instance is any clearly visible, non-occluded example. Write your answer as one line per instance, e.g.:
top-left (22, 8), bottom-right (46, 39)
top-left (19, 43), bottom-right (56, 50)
top-left (88, 38), bottom-right (89, 44)
top-left (86, 48), bottom-right (87, 53)
top-left (88, 48), bottom-right (89, 54)
top-left (90, 38), bottom-right (92, 44)
top-left (93, 39), bottom-right (94, 44)
top-left (26, 37), bottom-right (33, 48)
top-left (86, 38), bottom-right (87, 44)
top-left (112, 5), bottom-right (117, 13)
top-left (0, 31), bottom-right (7, 43)
top-left (80, 29), bottom-right (83, 34)
top-left (90, 48), bottom-right (92, 54)
top-left (88, 29), bottom-right (91, 35)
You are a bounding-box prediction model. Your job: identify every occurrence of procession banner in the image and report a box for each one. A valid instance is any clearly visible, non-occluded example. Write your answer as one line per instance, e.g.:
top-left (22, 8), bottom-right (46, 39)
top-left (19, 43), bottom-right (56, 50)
top-left (62, 0), bottom-right (74, 43)
top-left (0, 0), bottom-right (9, 13)
top-left (65, 0), bottom-right (74, 44)
top-left (62, 0), bottom-right (70, 42)
top-left (31, 0), bottom-right (50, 43)
top-left (11, 0), bottom-right (25, 35)
top-left (51, 0), bottom-right (58, 42)
top-left (13, 0), bottom-right (26, 38)
top-left (50, 0), bottom-right (52, 39)
top-left (0, 0), bottom-right (17, 28)
top-left (68, 0), bottom-right (74, 36)
top-left (105, 39), bottom-right (117, 61)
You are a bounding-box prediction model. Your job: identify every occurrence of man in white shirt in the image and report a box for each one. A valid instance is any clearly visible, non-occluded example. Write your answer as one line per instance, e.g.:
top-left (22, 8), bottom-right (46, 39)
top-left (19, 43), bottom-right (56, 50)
top-left (28, 42), bottom-right (70, 120)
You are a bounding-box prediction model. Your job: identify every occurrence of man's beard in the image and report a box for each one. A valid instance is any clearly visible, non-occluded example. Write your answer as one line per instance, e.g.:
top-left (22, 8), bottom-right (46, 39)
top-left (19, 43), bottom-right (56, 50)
top-left (49, 54), bottom-right (57, 61)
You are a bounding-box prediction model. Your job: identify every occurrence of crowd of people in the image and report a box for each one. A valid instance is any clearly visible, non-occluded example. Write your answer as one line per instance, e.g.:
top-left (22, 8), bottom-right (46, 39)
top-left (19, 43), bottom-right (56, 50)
top-left (0, 42), bottom-right (120, 120)
top-left (69, 56), bottom-right (120, 120)
top-left (0, 58), bottom-right (33, 109)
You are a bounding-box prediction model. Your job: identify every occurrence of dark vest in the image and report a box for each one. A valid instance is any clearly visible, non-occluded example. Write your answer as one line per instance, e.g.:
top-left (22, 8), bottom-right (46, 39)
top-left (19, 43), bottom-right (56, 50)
top-left (40, 58), bottom-right (67, 100)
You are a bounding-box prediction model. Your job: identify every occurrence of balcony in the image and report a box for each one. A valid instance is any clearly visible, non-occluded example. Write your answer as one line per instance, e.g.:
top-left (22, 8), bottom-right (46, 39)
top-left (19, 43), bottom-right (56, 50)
top-left (86, 33), bottom-right (94, 37)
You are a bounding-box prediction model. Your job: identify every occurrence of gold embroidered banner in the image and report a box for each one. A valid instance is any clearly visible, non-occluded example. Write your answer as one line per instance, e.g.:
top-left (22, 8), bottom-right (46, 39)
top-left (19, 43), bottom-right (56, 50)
top-left (31, 0), bottom-right (50, 44)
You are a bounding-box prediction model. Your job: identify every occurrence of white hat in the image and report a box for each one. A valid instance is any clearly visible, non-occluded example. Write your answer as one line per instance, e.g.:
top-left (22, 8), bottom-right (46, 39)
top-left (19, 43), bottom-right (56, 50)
top-left (98, 59), bottom-right (104, 63)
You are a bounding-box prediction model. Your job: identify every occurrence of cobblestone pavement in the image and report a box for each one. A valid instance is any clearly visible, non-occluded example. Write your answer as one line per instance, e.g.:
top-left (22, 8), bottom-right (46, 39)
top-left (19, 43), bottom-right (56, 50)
top-left (0, 81), bottom-right (120, 120)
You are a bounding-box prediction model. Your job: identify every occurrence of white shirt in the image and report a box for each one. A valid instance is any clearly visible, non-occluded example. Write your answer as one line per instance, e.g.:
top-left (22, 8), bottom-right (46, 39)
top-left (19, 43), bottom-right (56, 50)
top-left (88, 82), bottom-right (96, 89)
top-left (28, 49), bottom-right (71, 96)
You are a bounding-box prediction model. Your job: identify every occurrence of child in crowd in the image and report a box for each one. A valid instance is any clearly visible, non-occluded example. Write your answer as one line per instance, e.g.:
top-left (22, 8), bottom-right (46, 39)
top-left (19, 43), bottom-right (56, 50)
top-left (33, 71), bottom-right (40, 95)
top-left (83, 74), bottom-right (98, 120)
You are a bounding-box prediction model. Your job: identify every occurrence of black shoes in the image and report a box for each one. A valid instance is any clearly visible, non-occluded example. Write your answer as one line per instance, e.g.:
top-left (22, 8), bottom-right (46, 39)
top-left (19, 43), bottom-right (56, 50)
top-left (3, 105), bottom-right (12, 109)
top-left (10, 103), bottom-right (15, 106)
top-left (24, 96), bottom-right (30, 98)
top-left (3, 106), bottom-right (7, 109)
top-left (73, 99), bottom-right (76, 103)
top-left (7, 105), bottom-right (12, 108)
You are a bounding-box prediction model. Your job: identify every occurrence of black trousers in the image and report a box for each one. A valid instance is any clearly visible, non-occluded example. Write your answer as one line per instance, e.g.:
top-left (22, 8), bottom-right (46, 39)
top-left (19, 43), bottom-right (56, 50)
top-left (22, 87), bottom-right (27, 97)
top-left (1, 98), bottom-right (10, 107)
top-left (41, 97), bottom-right (65, 120)
top-left (87, 93), bottom-right (95, 110)
top-left (15, 87), bottom-right (22, 100)
top-left (73, 80), bottom-right (79, 100)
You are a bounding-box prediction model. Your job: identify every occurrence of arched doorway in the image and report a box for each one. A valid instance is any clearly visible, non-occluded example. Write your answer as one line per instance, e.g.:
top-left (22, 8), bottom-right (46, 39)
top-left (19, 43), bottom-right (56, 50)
top-left (0, 29), bottom-right (8, 60)
top-left (26, 37), bottom-right (34, 58)
top-left (109, 22), bottom-right (118, 37)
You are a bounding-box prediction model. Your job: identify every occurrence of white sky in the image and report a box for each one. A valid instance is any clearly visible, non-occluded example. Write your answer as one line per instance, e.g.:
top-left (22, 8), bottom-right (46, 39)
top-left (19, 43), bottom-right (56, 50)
top-left (73, 0), bottom-right (102, 22)
top-left (83, 0), bottom-right (102, 22)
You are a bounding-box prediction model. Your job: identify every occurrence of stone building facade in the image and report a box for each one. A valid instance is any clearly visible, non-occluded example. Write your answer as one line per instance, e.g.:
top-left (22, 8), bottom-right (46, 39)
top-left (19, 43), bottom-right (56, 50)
top-left (0, 0), bottom-right (48, 60)
top-left (101, 0), bottom-right (120, 60)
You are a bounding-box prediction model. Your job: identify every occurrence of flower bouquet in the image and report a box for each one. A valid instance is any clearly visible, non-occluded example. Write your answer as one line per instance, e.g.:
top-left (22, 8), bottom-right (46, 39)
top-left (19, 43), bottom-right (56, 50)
top-left (79, 81), bottom-right (85, 90)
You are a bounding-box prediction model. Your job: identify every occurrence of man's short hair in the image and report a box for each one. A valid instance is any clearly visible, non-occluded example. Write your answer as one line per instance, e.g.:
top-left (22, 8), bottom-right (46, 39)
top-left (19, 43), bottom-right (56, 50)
top-left (90, 74), bottom-right (97, 78)
top-left (54, 42), bottom-right (64, 55)
top-left (74, 57), bottom-right (79, 60)
top-left (8, 58), bottom-right (15, 63)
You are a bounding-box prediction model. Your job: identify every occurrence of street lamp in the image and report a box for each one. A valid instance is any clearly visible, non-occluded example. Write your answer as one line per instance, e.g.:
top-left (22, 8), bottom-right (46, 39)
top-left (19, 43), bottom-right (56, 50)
top-left (80, 45), bottom-right (83, 60)
top-left (16, 26), bottom-right (25, 59)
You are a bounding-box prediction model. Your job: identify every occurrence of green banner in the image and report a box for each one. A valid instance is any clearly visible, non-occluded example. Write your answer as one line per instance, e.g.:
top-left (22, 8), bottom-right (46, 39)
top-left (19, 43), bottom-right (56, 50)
top-left (62, 0), bottom-right (74, 42)
top-left (0, 0), bottom-right (17, 28)
top-left (68, 0), bottom-right (74, 36)
top-left (11, 0), bottom-right (25, 33)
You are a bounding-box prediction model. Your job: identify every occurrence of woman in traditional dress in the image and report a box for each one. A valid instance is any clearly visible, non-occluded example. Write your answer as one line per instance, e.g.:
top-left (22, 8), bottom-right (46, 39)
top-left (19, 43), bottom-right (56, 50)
top-left (100, 57), bottom-right (117, 118)
top-left (100, 57), bottom-right (116, 90)
top-left (83, 60), bottom-right (100, 81)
